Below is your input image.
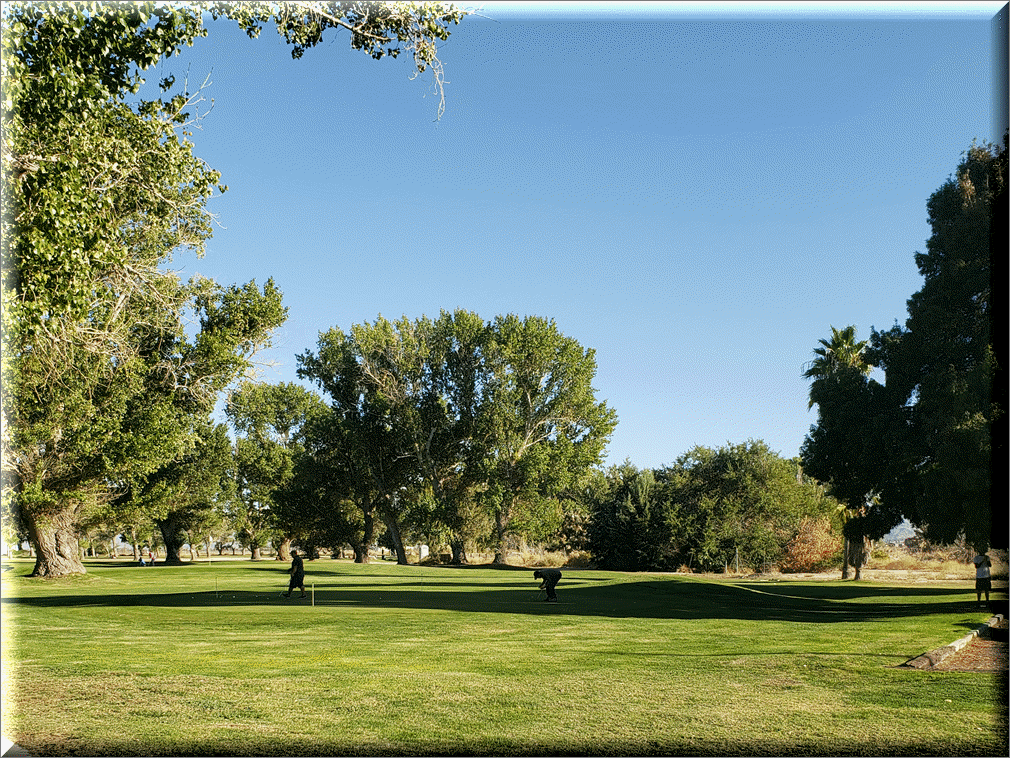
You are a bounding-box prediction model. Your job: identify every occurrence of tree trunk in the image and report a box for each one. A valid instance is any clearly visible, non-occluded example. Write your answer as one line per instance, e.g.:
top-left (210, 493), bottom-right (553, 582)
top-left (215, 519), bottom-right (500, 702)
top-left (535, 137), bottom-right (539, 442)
top-left (27, 506), bottom-right (87, 577)
top-left (492, 505), bottom-right (508, 565)
top-left (275, 536), bottom-right (292, 562)
top-left (848, 535), bottom-right (868, 580)
top-left (841, 535), bottom-right (851, 579)
top-left (352, 508), bottom-right (377, 563)
top-left (250, 546), bottom-right (262, 561)
top-left (379, 511), bottom-right (408, 565)
top-left (450, 538), bottom-right (468, 565)
top-left (156, 517), bottom-right (186, 564)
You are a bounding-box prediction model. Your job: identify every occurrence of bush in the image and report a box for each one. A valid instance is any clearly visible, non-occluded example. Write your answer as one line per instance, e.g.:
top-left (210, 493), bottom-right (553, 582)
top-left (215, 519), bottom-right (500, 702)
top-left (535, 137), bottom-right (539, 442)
top-left (779, 517), bottom-right (841, 573)
top-left (563, 551), bottom-right (595, 568)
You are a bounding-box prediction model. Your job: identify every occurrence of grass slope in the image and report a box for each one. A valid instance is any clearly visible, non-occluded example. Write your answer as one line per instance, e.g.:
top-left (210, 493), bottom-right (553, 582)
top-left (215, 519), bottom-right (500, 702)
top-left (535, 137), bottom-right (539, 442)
top-left (2, 558), bottom-right (1006, 756)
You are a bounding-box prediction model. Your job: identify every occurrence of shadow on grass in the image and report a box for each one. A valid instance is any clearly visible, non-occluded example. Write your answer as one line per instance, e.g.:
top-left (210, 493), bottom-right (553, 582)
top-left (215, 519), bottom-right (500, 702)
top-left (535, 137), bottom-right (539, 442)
top-left (3, 572), bottom-right (980, 623)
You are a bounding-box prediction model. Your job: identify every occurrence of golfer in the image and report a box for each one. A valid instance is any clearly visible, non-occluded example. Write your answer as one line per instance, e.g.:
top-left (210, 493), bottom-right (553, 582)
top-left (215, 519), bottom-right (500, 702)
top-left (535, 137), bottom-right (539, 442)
top-left (972, 552), bottom-right (991, 608)
top-left (533, 568), bottom-right (562, 603)
top-left (283, 550), bottom-right (306, 599)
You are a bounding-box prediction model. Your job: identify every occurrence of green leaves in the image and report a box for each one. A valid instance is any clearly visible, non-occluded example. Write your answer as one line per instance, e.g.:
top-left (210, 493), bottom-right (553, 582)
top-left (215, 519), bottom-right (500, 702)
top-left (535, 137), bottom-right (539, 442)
top-left (295, 311), bottom-right (616, 561)
top-left (801, 139), bottom-right (1004, 553)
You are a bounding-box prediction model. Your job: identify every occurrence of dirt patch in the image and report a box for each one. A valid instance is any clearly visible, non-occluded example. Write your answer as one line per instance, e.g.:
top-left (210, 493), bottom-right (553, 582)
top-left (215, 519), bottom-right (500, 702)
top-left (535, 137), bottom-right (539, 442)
top-left (931, 617), bottom-right (1009, 673)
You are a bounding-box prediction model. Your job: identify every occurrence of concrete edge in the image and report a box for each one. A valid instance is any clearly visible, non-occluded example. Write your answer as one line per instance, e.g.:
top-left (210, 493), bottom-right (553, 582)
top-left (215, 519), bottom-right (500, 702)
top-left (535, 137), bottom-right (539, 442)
top-left (899, 614), bottom-right (1005, 670)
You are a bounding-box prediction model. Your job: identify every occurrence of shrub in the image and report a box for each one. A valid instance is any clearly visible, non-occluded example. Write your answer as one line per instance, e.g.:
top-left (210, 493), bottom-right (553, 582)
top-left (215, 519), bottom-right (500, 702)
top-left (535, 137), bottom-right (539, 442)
top-left (779, 517), bottom-right (841, 573)
top-left (563, 551), bottom-right (594, 569)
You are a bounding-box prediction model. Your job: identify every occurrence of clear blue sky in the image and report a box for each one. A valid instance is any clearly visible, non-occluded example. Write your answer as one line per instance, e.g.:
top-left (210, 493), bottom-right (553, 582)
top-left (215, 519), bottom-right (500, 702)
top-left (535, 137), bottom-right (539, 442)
top-left (140, 1), bottom-right (1001, 470)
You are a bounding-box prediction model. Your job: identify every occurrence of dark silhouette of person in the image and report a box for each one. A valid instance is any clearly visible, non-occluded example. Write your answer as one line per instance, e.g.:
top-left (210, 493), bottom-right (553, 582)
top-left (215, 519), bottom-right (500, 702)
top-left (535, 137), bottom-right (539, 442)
top-left (534, 568), bottom-right (562, 602)
top-left (284, 550), bottom-right (306, 598)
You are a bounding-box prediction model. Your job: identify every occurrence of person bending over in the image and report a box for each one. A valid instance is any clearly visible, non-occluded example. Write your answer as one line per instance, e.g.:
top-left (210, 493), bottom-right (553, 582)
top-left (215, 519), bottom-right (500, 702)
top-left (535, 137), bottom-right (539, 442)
top-left (534, 568), bottom-right (562, 603)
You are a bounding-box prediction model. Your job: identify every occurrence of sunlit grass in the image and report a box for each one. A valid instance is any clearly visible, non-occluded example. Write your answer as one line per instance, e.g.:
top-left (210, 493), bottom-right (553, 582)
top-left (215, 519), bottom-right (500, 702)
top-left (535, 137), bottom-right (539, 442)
top-left (2, 557), bottom-right (1005, 756)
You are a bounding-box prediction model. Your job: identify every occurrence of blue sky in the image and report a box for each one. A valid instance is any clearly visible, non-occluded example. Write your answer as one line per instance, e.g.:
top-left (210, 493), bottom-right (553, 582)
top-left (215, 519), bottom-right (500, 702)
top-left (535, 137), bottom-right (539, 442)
top-left (142, 1), bottom-right (1001, 470)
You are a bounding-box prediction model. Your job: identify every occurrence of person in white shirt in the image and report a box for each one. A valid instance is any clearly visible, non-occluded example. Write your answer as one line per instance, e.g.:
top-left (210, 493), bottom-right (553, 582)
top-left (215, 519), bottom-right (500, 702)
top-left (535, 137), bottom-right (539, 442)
top-left (972, 553), bottom-right (991, 608)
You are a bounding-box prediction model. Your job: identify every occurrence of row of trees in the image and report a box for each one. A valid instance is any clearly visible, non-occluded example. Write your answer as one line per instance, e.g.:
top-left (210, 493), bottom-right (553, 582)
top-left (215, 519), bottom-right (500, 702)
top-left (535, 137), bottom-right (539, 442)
top-left (802, 137), bottom-right (1005, 577)
top-left (1, 2), bottom-right (470, 577)
top-left (587, 442), bottom-right (839, 573)
top-left (283, 311), bottom-right (617, 565)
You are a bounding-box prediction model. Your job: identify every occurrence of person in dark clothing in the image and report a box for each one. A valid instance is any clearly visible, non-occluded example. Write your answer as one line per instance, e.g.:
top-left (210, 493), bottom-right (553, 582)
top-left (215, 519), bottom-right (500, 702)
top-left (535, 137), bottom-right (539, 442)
top-left (283, 550), bottom-right (306, 598)
top-left (533, 568), bottom-right (562, 602)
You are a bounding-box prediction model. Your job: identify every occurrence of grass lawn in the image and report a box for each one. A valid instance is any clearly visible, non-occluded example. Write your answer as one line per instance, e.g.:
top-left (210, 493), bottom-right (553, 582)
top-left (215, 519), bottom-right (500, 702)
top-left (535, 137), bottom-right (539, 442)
top-left (2, 557), bottom-right (1006, 756)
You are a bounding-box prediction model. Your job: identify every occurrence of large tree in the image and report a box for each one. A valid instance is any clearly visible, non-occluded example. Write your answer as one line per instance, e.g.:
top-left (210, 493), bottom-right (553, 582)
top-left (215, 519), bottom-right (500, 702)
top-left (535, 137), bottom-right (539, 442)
top-left (800, 325), bottom-right (893, 579)
top-left (868, 139), bottom-right (1003, 552)
top-left (349, 311), bottom-right (490, 563)
top-left (480, 315), bottom-right (617, 564)
top-left (296, 313), bottom-right (617, 565)
top-left (225, 381), bottom-right (326, 561)
top-left (1, 2), bottom-right (469, 576)
top-left (135, 421), bottom-right (234, 565)
top-left (802, 139), bottom-right (1003, 559)
top-left (296, 326), bottom-right (416, 564)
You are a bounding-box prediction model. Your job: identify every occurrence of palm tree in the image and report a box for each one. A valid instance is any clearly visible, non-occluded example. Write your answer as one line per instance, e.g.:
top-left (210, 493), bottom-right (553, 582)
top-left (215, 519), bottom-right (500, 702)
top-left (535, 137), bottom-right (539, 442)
top-left (803, 325), bottom-right (871, 407)
top-left (804, 325), bottom-right (874, 579)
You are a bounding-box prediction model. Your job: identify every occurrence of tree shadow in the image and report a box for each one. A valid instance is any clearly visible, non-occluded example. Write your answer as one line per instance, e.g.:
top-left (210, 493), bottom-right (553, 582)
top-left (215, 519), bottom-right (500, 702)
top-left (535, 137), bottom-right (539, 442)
top-left (3, 574), bottom-right (982, 624)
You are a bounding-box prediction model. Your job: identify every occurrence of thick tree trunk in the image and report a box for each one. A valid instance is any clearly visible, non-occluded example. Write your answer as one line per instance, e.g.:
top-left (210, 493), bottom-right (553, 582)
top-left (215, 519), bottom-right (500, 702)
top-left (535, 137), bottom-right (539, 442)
top-left (275, 536), bottom-right (292, 562)
top-left (156, 517), bottom-right (186, 565)
top-left (379, 511), bottom-right (408, 565)
top-left (848, 535), bottom-right (868, 580)
top-left (352, 508), bottom-right (377, 563)
top-left (28, 506), bottom-right (87, 577)
top-left (250, 546), bottom-right (262, 561)
top-left (450, 538), bottom-right (468, 565)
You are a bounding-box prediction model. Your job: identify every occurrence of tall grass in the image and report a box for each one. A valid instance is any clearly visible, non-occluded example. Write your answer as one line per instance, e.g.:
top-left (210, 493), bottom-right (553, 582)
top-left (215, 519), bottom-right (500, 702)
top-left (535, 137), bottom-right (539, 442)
top-left (2, 557), bottom-right (1005, 756)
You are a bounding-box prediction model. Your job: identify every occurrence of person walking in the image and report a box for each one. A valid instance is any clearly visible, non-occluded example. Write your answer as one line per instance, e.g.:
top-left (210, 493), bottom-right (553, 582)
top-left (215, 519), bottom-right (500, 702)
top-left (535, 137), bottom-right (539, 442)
top-left (284, 550), bottom-right (306, 599)
top-left (533, 568), bottom-right (562, 602)
top-left (972, 552), bottom-right (992, 608)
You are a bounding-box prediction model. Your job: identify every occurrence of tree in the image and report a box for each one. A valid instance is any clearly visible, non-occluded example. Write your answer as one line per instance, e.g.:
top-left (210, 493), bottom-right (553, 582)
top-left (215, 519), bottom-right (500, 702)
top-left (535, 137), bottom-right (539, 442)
top-left (296, 326), bottom-right (414, 563)
top-left (286, 411), bottom-right (383, 563)
top-left (350, 310), bottom-right (490, 564)
top-left (800, 326), bottom-right (896, 579)
top-left (588, 443), bottom-right (836, 573)
top-left (868, 138), bottom-right (1003, 552)
top-left (1, 2), bottom-right (469, 576)
top-left (296, 313), bottom-right (617, 565)
top-left (225, 381), bottom-right (326, 561)
top-left (801, 325), bottom-right (871, 403)
top-left (586, 462), bottom-right (661, 572)
top-left (123, 420), bottom-right (233, 564)
top-left (480, 315), bottom-right (617, 564)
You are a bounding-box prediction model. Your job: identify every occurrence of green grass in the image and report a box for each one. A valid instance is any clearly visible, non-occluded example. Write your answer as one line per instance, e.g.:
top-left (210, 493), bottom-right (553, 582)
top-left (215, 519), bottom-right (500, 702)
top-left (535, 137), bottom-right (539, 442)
top-left (2, 557), bottom-right (1006, 756)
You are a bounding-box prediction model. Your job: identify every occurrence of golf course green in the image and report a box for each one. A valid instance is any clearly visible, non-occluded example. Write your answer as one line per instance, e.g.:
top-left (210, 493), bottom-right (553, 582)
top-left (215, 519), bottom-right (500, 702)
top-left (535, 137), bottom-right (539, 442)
top-left (2, 558), bottom-right (1005, 755)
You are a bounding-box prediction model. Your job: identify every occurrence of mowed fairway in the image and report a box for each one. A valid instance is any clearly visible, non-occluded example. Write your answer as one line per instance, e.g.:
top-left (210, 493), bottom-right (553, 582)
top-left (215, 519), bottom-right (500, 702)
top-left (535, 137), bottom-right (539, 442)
top-left (2, 558), bottom-right (1005, 756)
